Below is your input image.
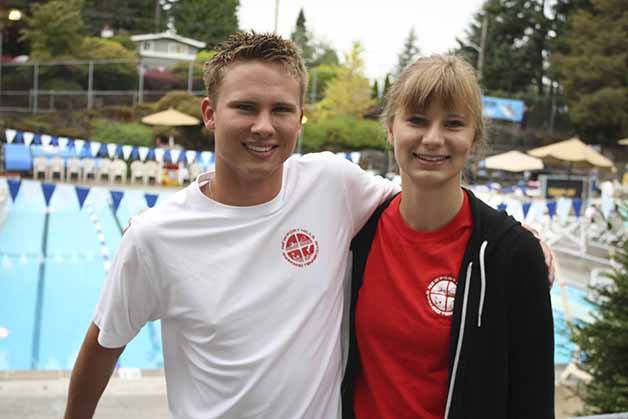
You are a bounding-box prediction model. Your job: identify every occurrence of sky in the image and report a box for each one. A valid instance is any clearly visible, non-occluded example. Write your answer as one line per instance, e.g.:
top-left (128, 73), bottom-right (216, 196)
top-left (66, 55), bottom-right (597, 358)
top-left (238, 0), bottom-right (486, 81)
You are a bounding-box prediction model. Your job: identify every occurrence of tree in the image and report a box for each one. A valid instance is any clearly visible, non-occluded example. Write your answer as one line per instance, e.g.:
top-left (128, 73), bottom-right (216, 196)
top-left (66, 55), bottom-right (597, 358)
top-left (170, 0), bottom-right (239, 48)
top-left (290, 8), bottom-right (314, 63)
top-left (313, 42), bottom-right (375, 119)
top-left (310, 40), bottom-right (340, 67)
top-left (20, 0), bottom-right (85, 60)
top-left (457, 0), bottom-right (551, 95)
top-left (82, 0), bottom-right (159, 35)
top-left (573, 205), bottom-right (628, 413)
top-left (394, 28), bottom-right (420, 78)
top-left (371, 80), bottom-right (379, 100)
top-left (552, 0), bottom-right (627, 143)
top-left (382, 74), bottom-right (392, 98)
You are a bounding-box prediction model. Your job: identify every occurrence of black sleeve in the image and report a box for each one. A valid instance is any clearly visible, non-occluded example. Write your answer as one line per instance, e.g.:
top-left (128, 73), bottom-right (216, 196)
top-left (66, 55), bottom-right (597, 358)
top-left (507, 230), bottom-right (555, 418)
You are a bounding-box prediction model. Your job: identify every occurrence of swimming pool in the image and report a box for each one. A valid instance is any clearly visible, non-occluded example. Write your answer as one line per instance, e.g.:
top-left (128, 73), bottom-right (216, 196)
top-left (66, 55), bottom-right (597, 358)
top-left (0, 178), bottom-right (594, 370)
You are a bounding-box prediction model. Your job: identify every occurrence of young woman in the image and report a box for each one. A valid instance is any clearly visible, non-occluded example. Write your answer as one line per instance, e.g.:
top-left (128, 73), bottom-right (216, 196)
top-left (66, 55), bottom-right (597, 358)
top-left (342, 55), bottom-right (554, 419)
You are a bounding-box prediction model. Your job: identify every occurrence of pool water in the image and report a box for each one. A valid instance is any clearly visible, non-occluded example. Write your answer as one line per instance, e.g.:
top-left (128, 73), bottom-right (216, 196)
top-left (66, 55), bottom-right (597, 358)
top-left (0, 179), bottom-right (595, 370)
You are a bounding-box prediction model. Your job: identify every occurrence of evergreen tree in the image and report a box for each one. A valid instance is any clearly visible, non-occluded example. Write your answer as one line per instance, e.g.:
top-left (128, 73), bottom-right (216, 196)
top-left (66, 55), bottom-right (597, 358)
top-left (310, 40), bottom-right (339, 67)
top-left (82, 0), bottom-right (159, 35)
top-left (20, 0), bottom-right (85, 60)
top-left (171, 0), bottom-right (239, 48)
top-left (371, 80), bottom-right (379, 100)
top-left (573, 205), bottom-right (628, 413)
top-left (290, 8), bottom-right (314, 63)
top-left (551, 0), bottom-right (627, 143)
top-left (382, 74), bottom-right (392, 98)
top-left (394, 28), bottom-right (419, 78)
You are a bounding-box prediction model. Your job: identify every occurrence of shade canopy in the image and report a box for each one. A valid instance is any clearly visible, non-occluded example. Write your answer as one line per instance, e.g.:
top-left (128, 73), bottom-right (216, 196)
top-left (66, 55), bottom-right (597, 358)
top-left (483, 150), bottom-right (544, 172)
top-left (527, 137), bottom-right (613, 169)
top-left (141, 108), bottom-right (200, 126)
top-left (618, 138), bottom-right (628, 146)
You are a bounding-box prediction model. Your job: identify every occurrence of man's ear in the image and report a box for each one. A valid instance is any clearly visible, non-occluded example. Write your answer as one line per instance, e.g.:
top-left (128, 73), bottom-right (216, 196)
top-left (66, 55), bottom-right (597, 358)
top-left (201, 97), bottom-right (216, 130)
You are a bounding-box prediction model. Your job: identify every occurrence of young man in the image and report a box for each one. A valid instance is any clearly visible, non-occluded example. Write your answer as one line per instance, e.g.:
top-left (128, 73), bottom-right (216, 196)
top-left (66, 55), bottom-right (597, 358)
top-left (63, 32), bottom-right (397, 419)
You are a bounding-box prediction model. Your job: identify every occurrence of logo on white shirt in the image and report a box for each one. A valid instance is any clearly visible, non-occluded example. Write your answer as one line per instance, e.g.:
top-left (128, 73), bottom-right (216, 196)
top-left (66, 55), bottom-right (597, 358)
top-left (426, 276), bottom-right (457, 316)
top-left (282, 229), bottom-right (319, 267)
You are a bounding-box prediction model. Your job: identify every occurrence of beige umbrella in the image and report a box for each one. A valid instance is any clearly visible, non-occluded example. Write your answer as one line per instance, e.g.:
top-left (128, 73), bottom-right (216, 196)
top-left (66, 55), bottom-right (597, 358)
top-left (483, 150), bottom-right (544, 172)
top-left (141, 108), bottom-right (200, 126)
top-left (527, 137), bottom-right (613, 169)
top-left (618, 138), bottom-right (628, 146)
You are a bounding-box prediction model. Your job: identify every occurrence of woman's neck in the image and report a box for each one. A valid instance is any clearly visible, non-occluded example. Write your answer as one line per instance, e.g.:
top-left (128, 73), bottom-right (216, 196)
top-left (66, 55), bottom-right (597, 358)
top-left (398, 175), bottom-right (465, 231)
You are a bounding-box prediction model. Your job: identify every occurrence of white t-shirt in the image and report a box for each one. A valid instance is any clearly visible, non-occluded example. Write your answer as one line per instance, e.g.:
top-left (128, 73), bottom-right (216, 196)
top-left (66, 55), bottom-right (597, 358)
top-left (94, 152), bottom-right (397, 419)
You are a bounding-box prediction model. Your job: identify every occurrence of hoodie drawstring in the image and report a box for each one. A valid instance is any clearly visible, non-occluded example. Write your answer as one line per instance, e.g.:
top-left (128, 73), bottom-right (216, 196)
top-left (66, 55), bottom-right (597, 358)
top-left (444, 262), bottom-right (473, 419)
top-left (478, 241), bottom-right (488, 327)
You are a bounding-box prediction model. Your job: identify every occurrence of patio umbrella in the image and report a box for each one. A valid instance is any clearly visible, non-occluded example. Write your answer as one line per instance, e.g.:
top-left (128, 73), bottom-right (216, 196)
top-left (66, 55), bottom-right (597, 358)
top-left (483, 150), bottom-right (544, 172)
top-left (527, 137), bottom-right (613, 169)
top-left (141, 108), bottom-right (200, 126)
top-left (618, 138), bottom-right (628, 146)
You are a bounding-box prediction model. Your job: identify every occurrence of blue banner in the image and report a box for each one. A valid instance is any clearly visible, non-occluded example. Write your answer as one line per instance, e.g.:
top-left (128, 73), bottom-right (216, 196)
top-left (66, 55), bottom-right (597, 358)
top-left (41, 183), bottom-right (56, 207)
top-left (75, 186), bottom-right (90, 210)
top-left (546, 201), bottom-right (557, 219)
top-left (482, 96), bottom-right (525, 122)
top-left (522, 202), bottom-right (532, 218)
top-left (145, 193), bottom-right (158, 208)
top-left (7, 179), bottom-right (21, 202)
top-left (110, 191), bottom-right (124, 214)
top-left (572, 198), bottom-right (583, 218)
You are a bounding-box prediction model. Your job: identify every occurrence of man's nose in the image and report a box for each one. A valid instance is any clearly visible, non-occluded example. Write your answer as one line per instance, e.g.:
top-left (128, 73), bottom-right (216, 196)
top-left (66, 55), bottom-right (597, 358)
top-left (251, 111), bottom-right (274, 137)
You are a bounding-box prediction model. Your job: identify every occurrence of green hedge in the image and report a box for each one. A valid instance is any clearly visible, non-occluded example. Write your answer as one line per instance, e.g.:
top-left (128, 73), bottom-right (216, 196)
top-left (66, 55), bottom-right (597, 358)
top-left (89, 119), bottom-right (153, 147)
top-left (302, 116), bottom-right (386, 152)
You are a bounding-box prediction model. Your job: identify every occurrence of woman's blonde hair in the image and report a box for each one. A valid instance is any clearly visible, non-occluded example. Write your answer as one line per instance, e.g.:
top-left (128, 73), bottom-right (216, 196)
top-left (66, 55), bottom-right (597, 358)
top-left (382, 54), bottom-right (485, 147)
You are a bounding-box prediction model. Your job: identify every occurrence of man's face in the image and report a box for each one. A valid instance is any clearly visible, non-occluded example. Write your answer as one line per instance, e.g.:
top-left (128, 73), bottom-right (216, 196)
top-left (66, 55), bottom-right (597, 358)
top-left (201, 60), bottom-right (303, 188)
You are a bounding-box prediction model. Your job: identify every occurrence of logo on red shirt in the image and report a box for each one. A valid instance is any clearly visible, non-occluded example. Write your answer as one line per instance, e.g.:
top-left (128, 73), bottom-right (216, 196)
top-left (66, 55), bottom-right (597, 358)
top-left (282, 229), bottom-right (319, 267)
top-left (426, 276), bottom-right (457, 316)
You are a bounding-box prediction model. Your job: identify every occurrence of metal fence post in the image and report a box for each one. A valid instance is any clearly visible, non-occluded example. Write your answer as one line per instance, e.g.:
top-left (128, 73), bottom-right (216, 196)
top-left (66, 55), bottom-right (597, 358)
top-left (138, 60), bottom-right (144, 104)
top-left (33, 63), bottom-right (39, 114)
top-left (187, 60), bottom-right (193, 92)
top-left (87, 61), bottom-right (94, 109)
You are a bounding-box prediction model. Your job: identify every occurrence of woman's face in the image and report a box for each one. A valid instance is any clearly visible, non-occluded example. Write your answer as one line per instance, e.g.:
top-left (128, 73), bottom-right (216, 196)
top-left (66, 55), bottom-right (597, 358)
top-left (388, 98), bottom-right (476, 191)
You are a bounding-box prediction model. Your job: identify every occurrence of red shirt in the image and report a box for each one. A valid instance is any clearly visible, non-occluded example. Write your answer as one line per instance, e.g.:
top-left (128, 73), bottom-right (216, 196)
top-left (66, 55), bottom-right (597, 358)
top-left (354, 192), bottom-right (473, 419)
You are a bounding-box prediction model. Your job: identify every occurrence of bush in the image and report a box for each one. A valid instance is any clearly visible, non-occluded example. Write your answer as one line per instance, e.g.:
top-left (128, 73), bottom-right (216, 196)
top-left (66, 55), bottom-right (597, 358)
top-left (154, 91), bottom-right (203, 119)
top-left (90, 119), bottom-right (153, 147)
top-left (302, 116), bottom-right (386, 152)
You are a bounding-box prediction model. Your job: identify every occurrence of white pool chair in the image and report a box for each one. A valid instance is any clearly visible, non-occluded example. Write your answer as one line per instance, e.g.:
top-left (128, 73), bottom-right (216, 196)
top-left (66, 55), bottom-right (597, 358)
top-left (130, 161), bottom-right (146, 184)
top-left (144, 160), bottom-right (160, 185)
top-left (66, 158), bottom-right (82, 182)
top-left (81, 159), bottom-right (97, 182)
top-left (49, 157), bottom-right (66, 181)
top-left (96, 158), bottom-right (112, 183)
top-left (188, 163), bottom-right (204, 182)
top-left (33, 157), bottom-right (50, 180)
top-left (110, 159), bottom-right (127, 184)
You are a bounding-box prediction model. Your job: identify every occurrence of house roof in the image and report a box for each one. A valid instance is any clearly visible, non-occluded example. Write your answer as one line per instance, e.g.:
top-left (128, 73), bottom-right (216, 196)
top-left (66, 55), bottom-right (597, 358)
top-left (131, 31), bottom-right (206, 49)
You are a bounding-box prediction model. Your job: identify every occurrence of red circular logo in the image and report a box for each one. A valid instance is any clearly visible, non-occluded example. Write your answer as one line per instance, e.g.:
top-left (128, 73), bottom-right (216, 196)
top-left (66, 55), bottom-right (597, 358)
top-left (426, 276), bottom-right (457, 317)
top-left (282, 229), bottom-right (319, 267)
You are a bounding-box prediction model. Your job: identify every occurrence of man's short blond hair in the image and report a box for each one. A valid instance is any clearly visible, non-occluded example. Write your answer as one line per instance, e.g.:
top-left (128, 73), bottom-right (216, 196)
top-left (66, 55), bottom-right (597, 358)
top-left (203, 31), bottom-right (308, 105)
top-left (382, 54), bottom-right (485, 146)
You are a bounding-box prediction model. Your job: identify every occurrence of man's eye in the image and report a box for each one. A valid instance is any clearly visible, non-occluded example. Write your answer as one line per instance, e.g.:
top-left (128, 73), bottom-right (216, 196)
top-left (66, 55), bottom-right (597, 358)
top-left (274, 106), bottom-right (293, 113)
top-left (408, 116), bottom-right (426, 125)
top-left (235, 104), bottom-right (254, 111)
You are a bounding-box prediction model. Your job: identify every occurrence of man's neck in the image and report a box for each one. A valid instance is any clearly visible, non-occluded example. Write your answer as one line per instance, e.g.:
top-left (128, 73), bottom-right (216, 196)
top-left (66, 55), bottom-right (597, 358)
top-left (202, 167), bottom-right (284, 207)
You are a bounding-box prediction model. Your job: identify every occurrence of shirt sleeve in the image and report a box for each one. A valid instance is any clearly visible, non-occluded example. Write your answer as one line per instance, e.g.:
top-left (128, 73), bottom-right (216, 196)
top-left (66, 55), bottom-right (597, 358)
top-left (330, 154), bottom-right (400, 237)
top-left (507, 231), bottom-right (555, 418)
top-left (93, 225), bottom-right (162, 348)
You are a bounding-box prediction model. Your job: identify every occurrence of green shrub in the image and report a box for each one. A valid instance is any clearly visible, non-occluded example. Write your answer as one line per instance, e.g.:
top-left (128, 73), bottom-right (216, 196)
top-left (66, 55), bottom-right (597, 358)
top-left (302, 116), bottom-right (386, 152)
top-left (154, 91), bottom-right (203, 119)
top-left (90, 119), bottom-right (153, 147)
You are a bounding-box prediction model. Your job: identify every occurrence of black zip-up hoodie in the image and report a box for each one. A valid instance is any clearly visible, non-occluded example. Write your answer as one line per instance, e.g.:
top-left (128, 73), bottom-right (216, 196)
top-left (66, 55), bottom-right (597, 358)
top-left (342, 189), bottom-right (555, 419)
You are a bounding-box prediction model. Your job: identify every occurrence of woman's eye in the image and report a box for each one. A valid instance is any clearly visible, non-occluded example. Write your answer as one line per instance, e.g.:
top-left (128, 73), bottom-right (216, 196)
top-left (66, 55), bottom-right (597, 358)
top-left (408, 116), bottom-right (426, 125)
top-left (446, 120), bottom-right (465, 128)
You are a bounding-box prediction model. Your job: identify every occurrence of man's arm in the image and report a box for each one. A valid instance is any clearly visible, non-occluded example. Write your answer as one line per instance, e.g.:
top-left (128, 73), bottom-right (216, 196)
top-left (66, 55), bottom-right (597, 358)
top-left (64, 322), bottom-right (125, 419)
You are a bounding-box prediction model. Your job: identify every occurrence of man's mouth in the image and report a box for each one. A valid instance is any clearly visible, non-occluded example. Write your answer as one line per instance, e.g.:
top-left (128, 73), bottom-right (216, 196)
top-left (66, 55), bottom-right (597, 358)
top-left (243, 143), bottom-right (277, 153)
top-left (414, 153), bottom-right (449, 162)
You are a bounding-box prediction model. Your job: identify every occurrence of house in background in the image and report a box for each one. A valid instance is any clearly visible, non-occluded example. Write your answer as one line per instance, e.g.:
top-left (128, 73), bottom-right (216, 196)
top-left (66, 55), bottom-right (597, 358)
top-left (131, 30), bottom-right (206, 70)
